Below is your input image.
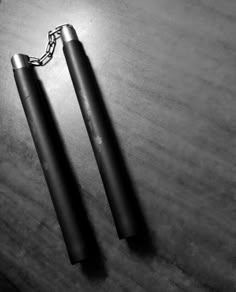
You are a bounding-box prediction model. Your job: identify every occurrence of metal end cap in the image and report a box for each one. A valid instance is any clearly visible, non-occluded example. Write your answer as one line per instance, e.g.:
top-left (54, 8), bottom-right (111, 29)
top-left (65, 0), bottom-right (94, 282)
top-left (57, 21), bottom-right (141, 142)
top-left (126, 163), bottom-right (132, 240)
top-left (61, 24), bottom-right (78, 44)
top-left (11, 54), bottom-right (30, 69)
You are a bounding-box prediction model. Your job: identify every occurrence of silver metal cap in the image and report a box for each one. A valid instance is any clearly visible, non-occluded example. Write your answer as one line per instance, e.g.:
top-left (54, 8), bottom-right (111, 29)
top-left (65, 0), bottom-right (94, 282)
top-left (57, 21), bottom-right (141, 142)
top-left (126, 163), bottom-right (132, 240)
top-left (61, 25), bottom-right (78, 44)
top-left (11, 54), bottom-right (30, 69)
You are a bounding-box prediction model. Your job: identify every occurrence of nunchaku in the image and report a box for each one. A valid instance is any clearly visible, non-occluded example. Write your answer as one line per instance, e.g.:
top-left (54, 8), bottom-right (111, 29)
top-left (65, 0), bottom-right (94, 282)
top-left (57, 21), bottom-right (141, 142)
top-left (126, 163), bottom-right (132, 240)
top-left (11, 24), bottom-right (141, 264)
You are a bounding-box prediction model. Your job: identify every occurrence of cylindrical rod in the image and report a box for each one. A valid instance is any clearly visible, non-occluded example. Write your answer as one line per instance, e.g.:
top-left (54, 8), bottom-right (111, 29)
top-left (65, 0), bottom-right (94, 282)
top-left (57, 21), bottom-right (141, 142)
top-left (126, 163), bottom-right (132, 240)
top-left (61, 25), bottom-right (140, 239)
top-left (11, 54), bottom-right (94, 264)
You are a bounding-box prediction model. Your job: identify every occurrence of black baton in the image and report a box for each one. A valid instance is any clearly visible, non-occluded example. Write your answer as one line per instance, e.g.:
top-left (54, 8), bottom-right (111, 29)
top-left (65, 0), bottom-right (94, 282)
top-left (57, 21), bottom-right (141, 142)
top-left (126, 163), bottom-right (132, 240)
top-left (11, 54), bottom-right (94, 264)
top-left (61, 25), bottom-right (140, 239)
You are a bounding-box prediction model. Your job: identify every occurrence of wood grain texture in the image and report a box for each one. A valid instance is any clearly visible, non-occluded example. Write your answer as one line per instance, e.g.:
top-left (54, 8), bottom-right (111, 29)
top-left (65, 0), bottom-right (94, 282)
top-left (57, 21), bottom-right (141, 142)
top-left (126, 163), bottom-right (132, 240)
top-left (0, 0), bottom-right (236, 291)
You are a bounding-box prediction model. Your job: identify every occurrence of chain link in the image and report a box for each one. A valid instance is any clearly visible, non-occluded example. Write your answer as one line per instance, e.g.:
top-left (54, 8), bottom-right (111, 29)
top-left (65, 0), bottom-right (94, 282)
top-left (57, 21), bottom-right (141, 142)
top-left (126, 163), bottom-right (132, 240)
top-left (28, 23), bottom-right (70, 66)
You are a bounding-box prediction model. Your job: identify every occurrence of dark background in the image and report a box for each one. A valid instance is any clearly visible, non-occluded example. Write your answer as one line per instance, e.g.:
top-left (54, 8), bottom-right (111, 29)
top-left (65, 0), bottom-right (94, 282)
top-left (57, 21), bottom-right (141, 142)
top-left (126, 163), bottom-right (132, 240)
top-left (0, 0), bottom-right (236, 291)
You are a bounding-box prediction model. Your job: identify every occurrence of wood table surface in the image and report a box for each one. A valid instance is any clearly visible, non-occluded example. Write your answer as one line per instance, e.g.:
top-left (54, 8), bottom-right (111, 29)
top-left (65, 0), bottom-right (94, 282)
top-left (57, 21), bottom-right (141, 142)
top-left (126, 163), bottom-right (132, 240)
top-left (0, 0), bottom-right (236, 291)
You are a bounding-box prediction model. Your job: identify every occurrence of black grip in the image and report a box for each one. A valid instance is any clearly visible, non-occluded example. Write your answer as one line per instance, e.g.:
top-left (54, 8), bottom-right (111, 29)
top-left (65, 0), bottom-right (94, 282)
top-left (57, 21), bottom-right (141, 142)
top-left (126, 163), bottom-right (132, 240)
top-left (63, 40), bottom-right (140, 239)
top-left (13, 65), bottom-right (93, 264)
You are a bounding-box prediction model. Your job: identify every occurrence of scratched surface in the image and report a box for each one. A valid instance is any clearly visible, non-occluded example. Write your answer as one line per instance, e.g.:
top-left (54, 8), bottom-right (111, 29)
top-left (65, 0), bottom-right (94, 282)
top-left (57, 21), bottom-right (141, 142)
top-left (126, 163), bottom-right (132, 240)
top-left (0, 0), bottom-right (236, 291)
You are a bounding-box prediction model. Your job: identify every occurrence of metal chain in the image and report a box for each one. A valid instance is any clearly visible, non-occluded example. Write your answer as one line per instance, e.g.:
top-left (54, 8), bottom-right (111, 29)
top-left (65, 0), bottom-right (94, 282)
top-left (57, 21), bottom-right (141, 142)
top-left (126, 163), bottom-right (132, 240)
top-left (28, 23), bottom-right (70, 66)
